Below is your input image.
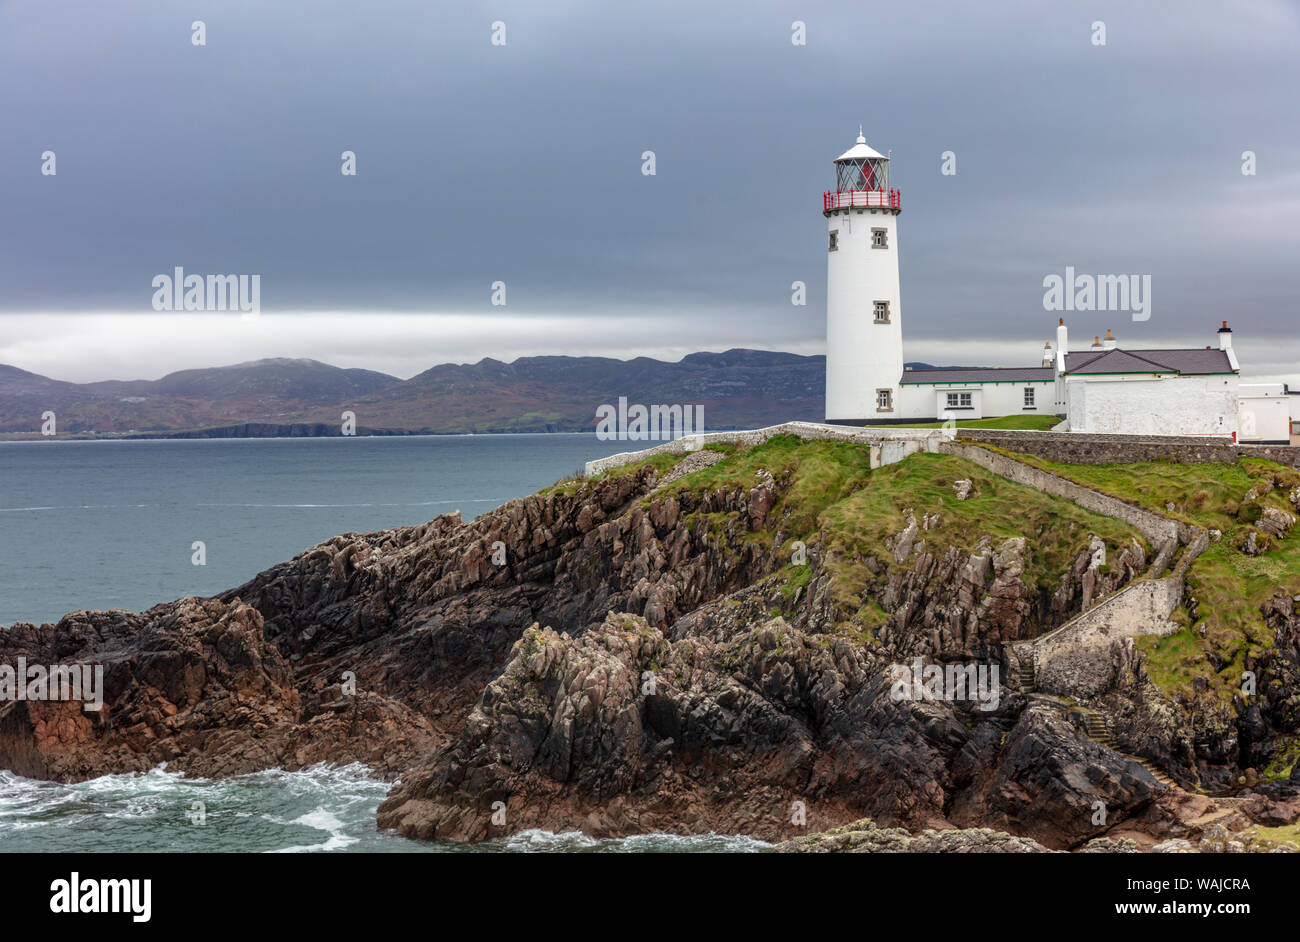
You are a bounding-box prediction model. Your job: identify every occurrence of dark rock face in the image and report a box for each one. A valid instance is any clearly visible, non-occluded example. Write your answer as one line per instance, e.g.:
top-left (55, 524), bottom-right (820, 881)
top-left (378, 607), bottom-right (975, 843)
top-left (1090, 590), bottom-right (1300, 793)
top-left (375, 606), bottom-right (1165, 849)
top-left (0, 597), bottom-right (436, 780)
top-left (955, 702), bottom-right (1162, 847)
top-left (3, 449), bottom-right (1297, 849)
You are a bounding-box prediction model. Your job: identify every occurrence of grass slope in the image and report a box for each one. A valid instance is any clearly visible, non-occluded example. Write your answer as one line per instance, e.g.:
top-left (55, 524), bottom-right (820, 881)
top-left (992, 448), bottom-right (1300, 752)
top-left (620, 435), bottom-right (1146, 640)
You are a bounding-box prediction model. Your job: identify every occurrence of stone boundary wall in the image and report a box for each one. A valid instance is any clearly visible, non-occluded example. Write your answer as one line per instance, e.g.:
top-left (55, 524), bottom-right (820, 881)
top-left (938, 440), bottom-right (1187, 547)
top-left (586, 423), bottom-right (1300, 477)
top-left (1030, 577), bottom-right (1184, 699)
top-left (957, 428), bottom-right (1300, 469)
top-left (583, 422), bottom-right (943, 477)
top-left (1020, 529), bottom-right (1208, 701)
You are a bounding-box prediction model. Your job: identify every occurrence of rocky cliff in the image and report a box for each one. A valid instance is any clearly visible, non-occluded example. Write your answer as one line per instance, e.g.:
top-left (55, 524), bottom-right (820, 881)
top-left (3, 435), bottom-right (1298, 850)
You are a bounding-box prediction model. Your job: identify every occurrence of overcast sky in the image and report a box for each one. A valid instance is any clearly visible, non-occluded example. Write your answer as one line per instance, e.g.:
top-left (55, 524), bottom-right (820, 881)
top-left (1, 0), bottom-right (1297, 382)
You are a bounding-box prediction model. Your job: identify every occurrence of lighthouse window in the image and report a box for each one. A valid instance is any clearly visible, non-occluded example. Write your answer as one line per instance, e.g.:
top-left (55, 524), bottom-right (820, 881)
top-left (828, 230), bottom-right (838, 252)
top-left (1023, 387), bottom-right (1036, 408)
top-left (945, 392), bottom-right (972, 410)
top-left (873, 301), bottom-right (890, 323)
top-left (876, 389), bottom-right (893, 412)
top-left (871, 227), bottom-right (888, 249)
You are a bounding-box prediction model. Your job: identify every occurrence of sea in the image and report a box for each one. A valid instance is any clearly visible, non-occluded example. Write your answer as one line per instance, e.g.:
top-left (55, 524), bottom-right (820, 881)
top-left (0, 434), bottom-right (767, 853)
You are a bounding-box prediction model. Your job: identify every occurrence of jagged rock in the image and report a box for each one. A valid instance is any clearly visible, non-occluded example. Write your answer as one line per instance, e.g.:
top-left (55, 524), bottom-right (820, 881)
top-left (773, 818), bottom-right (1053, 853)
top-left (1258, 507), bottom-right (1295, 539)
top-left (1245, 480), bottom-right (1275, 502)
top-left (1088, 536), bottom-right (1106, 569)
top-left (953, 479), bottom-right (973, 500)
top-left (655, 448), bottom-right (724, 488)
top-left (0, 597), bottom-right (437, 780)
top-left (950, 701), bottom-right (1165, 849)
top-left (1081, 837), bottom-right (1141, 853)
top-left (891, 513), bottom-right (920, 564)
top-left (4, 442), bottom-right (1295, 850)
top-left (378, 611), bottom-right (979, 842)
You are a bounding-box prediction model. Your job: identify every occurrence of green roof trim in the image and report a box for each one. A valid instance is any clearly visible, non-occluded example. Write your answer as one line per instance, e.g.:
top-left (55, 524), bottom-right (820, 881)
top-left (899, 379), bottom-right (1056, 386)
top-left (1064, 371), bottom-right (1237, 377)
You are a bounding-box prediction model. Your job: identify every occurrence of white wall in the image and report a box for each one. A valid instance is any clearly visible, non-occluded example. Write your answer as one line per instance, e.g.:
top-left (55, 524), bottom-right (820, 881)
top-left (1067, 374), bottom-right (1239, 437)
top-left (825, 208), bottom-right (903, 422)
top-left (896, 381), bottom-right (1054, 421)
top-left (1239, 383), bottom-right (1290, 442)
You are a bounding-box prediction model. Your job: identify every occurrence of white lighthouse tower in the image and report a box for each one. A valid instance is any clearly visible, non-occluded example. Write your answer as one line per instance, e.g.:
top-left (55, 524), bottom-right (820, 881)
top-left (824, 129), bottom-right (904, 424)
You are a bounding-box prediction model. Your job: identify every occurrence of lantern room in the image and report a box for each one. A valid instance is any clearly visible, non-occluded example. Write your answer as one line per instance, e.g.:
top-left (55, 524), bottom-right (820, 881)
top-left (824, 128), bottom-right (900, 213)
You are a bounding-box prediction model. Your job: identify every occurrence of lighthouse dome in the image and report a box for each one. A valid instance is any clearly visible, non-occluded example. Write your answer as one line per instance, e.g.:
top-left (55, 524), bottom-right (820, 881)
top-left (830, 127), bottom-right (892, 195)
top-left (834, 129), bottom-right (888, 163)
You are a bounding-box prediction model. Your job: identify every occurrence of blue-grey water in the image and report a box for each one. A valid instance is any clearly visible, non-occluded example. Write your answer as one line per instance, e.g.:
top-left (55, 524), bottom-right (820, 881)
top-left (0, 433), bottom-right (622, 627)
top-left (0, 434), bottom-right (766, 852)
top-left (0, 765), bottom-right (767, 853)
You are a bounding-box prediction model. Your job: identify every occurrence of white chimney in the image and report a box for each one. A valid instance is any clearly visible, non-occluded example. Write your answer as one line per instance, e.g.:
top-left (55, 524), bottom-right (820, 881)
top-left (1102, 329), bottom-right (1117, 350)
top-left (1218, 320), bottom-right (1233, 350)
top-left (1091, 335), bottom-right (1103, 349)
top-left (1056, 317), bottom-right (1068, 354)
top-left (1042, 341), bottom-right (1053, 367)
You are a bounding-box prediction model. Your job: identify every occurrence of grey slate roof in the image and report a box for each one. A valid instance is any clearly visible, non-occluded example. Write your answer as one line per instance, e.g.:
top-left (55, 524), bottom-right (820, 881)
top-left (895, 345), bottom-right (1236, 386)
top-left (1063, 348), bottom-right (1235, 376)
top-left (898, 367), bottom-right (1055, 385)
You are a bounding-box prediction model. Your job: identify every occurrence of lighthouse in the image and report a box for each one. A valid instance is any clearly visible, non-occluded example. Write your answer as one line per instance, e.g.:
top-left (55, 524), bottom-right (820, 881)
top-left (823, 129), bottom-right (903, 424)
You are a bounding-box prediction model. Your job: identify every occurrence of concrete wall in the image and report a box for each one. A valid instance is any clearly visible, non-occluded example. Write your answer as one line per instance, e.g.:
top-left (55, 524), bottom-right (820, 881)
top-left (896, 380), bottom-right (1054, 421)
top-left (583, 421), bottom-right (942, 477)
top-left (1032, 577), bottom-right (1183, 699)
top-left (938, 440), bottom-right (1186, 546)
top-left (1067, 373), bottom-right (1239, 438)
top-left (1240, 383), bottom-right (1291, 443)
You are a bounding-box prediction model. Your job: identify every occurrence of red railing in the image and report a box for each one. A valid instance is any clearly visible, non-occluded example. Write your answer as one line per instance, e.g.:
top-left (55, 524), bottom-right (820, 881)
top-left (823, 188), bottom-right (901, 211)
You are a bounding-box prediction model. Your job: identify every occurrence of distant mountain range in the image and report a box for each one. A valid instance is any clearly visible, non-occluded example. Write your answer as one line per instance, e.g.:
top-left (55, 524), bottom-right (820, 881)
top-left (0, 352), bottom-right (949, 438)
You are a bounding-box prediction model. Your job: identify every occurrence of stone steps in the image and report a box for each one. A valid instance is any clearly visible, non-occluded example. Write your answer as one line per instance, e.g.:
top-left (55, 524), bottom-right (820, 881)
top-left (1075, 705), bottom-right (1179, 788)
top-left (1014, 658), bottom-right (1036, 694)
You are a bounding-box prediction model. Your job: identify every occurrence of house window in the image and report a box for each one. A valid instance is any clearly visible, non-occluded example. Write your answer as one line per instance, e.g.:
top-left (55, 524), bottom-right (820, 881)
top-left (1023, 387), bottom-right (1036, 409)
top-left (871, 227), bottom-right (888, 249)
top-left (828, 230), bottom-right (838, 252)
top-left (876, 388), bottom-right (893, 412)
top-left (873, 300), bottom-right (890, 323)
top-left (945, 392), bottom-right (972, 410)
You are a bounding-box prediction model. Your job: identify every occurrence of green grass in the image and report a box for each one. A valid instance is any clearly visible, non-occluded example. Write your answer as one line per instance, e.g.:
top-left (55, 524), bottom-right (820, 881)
top-left (816, 451), bottom-right (1147, 621)
top-left (654, 434), bottom-right (873, 538)
top-left (1241, 823), bottom-right (1300, 850)
top-left (1261, 736), bottom-right (1300, 782)
top-left (564, 437), bottom-right (1158, 645)
top-left (980, 448), bottom-right (1278, 529)
top-left (865, 414), bottom-right (1060, 431)
top-left (538, 450), bottom-right (685, 497)
top-left (986, 448), bottom-right (1300, 705)
top-left (564, 438), bottom-right (1299, 698)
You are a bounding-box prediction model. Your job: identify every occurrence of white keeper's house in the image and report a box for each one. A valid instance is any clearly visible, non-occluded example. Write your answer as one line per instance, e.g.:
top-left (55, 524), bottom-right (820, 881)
top-left (822, 129), bottom-right (1291, 444)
